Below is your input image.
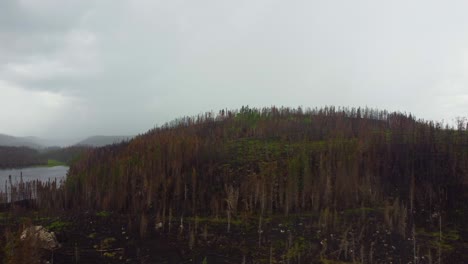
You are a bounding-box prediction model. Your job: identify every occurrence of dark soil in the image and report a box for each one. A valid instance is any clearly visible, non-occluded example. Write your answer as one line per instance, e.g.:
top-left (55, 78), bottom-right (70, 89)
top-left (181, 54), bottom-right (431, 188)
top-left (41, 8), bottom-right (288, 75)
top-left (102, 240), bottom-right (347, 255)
top-left (1, 207), bottom-right (468, 263)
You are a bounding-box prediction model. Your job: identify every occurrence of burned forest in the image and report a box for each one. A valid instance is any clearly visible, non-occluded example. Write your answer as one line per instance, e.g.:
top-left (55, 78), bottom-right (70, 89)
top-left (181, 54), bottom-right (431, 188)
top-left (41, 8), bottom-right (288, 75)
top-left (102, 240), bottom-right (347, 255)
top-left (1, 106), bottom-right (467, 263)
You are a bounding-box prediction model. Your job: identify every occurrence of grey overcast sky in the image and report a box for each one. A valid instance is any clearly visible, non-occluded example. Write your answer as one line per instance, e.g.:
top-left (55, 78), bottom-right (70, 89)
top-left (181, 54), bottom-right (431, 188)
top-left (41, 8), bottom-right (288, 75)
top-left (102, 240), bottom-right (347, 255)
top-left (1, 0), bottom-right (467, 143)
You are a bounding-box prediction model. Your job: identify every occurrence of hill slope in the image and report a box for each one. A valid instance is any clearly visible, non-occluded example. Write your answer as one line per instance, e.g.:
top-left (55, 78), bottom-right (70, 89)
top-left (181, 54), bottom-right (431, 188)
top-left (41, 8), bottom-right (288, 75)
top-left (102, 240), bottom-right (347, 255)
top-left (0, 146), bottom-right (46, 168)
top-left (75, 135), bottom-right (133, 147)
top-left (66, 106), bottom-right (467, 211)
top-left (49, 106), bottom-right (468, 262)
top-left (0, 134), bottom-right (43, 149)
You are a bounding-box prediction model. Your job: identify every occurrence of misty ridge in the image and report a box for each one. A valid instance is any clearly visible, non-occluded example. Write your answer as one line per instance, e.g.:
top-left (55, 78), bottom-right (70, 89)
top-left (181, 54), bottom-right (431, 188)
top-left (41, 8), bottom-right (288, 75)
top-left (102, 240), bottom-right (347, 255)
top-left (0, 134), bottom-right (134, 149)
top-left (0, 134), bottom-right (132, 169)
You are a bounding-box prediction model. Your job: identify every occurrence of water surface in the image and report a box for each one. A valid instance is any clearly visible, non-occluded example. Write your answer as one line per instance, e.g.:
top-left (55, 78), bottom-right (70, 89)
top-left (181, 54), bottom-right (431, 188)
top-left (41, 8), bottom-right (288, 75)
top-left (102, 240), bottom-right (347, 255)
top-left (0, 166), bottom-right (69, 193)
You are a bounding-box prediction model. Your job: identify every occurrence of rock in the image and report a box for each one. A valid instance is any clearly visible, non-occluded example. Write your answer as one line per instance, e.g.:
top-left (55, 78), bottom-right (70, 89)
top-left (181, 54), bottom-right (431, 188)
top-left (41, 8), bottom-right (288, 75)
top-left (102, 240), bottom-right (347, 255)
top-left (20, 226), bottom-right (60, 250)
top-left (155, 222), bottom-right (163, 230)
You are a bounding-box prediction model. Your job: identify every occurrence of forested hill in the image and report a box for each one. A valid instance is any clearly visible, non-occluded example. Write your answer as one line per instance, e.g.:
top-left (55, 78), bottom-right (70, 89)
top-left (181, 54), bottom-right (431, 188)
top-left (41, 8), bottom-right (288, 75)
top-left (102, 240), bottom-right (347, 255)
top-left (65, 106), bottom-right (468, 220)
top-left (0, 146), bottom-right (46, 168)
top-left (0, 145), bottom-right (90, 169)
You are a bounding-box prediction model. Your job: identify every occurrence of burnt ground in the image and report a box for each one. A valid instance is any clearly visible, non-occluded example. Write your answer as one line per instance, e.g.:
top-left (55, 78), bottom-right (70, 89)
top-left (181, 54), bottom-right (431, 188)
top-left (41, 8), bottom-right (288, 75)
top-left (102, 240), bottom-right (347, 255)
top-left (1, 206), bottom-right (468, 263)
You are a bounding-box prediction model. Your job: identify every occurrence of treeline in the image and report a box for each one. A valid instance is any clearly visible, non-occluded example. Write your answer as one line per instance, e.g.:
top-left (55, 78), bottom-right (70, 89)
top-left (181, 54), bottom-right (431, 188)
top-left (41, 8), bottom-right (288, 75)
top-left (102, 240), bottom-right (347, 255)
top-left (0, 146), bottom-right (90, 169)
top-left (41, 146), bottom-right (91, 165)
top-left (0, 147), bottom-right (45, 169)
top-left (59, 106), bottom-right (467, 225)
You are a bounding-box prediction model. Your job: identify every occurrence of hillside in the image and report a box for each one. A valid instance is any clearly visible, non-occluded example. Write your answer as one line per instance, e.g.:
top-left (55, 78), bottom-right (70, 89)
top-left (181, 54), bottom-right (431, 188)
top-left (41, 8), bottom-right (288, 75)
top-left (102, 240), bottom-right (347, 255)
top-left (3, 106), bottom-right (467, 263)
top-left (74, 135), bottom-right (133, 147)
top-left (54, 106), bottom-right (467, 263)
top-left (0, 134), bottom-right (43, 149)
top-left (0, 146), bottom-right (46, 168)
top-left (0, 145), bottom-right (90, 169)
top-left (66, 107), bottom-right (467, 212)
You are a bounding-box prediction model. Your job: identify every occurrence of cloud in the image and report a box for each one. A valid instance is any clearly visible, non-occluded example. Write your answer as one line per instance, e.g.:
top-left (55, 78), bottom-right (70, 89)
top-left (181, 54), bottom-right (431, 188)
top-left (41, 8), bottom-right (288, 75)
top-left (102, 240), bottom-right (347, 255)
top-left (0, 80), bottom-right (86, 137)
top-left (2, 29), bottom-right (100, 92)
top-left (0, 0), bottom-right (467, 142)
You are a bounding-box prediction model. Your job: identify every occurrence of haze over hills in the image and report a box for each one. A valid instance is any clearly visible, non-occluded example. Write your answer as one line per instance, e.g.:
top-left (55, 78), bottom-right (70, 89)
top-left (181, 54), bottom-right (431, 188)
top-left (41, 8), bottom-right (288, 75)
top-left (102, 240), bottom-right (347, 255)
top-left (0, 133), bottom-right (80, 148)
top-left (74, 135), bottom-right (133, 147)
top-left (0, 133), bottom-right (134, 149)
top-left (0, 133), bottom-right (43, 149)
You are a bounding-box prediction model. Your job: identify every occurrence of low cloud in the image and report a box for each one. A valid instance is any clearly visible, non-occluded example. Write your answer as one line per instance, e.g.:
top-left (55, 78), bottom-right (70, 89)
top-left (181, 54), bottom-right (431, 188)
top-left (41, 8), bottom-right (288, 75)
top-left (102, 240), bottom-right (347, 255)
top-left (0, 80), bottom-right (85, 137)
top-left (0, 0), bottom-right (467, 142)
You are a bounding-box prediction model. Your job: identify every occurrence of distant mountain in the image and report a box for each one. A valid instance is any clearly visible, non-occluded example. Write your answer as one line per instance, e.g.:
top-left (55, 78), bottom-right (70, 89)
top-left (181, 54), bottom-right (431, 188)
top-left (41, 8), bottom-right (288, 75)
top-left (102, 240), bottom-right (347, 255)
top-left (0, 133), bottom-right (133, 149)
top-left (0, 133), bottom-right (43, 149)
top-left (75, 135), bottom-right (133, 147)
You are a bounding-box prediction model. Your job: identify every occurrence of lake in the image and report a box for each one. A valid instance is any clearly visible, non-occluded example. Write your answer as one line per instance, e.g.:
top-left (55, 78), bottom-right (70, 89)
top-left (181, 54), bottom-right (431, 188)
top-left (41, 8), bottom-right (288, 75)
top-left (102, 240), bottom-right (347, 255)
top-left (0, 166), bottom-right (69, 193)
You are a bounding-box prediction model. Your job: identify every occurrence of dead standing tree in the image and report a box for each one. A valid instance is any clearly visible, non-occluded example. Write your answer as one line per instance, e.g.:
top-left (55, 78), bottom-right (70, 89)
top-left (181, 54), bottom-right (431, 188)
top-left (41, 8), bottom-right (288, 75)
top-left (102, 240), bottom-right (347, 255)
top-left (225, 184), bottom-right (239, 233)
